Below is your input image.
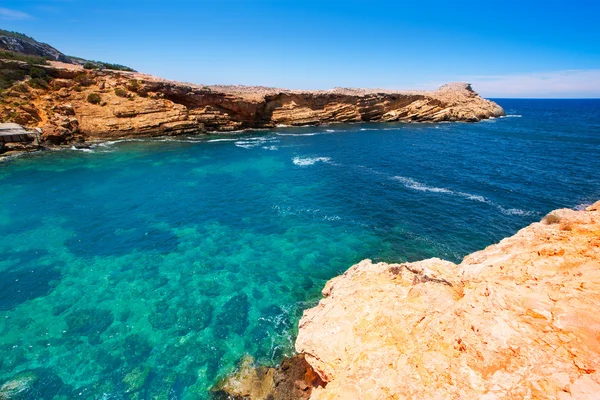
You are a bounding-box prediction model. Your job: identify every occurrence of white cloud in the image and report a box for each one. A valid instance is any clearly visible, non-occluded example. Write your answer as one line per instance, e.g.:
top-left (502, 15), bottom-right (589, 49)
top-left (466, 70), bottom-right (600, 98)
top-left (0, 7), bottom-right (32, 20)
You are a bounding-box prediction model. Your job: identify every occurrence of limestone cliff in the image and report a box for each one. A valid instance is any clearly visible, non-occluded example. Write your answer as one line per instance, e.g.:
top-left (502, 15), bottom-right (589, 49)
top-left (295, 202), bottom-right (600, 399)
top-left (0, 60), bottom-right (504, 150)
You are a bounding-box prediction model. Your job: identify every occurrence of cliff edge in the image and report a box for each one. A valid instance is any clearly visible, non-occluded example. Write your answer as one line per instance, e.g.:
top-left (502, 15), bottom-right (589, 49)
top-left (295, 202), bottom-right (600, 399)
top-left (0, 59), bottom-right (504, 152)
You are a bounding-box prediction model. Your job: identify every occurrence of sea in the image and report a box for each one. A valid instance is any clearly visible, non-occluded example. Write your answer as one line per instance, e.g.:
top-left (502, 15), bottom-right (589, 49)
top-left (1, 99), bottom-right (599, 398)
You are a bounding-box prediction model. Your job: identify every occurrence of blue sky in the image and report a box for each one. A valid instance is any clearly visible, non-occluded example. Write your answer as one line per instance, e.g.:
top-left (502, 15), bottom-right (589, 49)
top-left (1, 0), bottom-right (599, 97)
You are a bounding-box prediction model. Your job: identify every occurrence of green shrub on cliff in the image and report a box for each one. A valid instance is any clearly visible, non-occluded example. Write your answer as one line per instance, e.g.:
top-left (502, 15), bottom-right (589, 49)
top-left (87, 93), bottom-right (101, 104)
top-left (81, 60), bottom-right (135, 72)
top-left (0, 64), bottom-right (51, 91)
top-left (27, 67), bottom-right (51, 89)
top-left (100, 62), bottom-right (135, 72)
top-left (0, 50), bottom-right (49, 65)
top-left (74, 73), bottom-right (94, 87)
top-left (114, 87), bottom-right (128, 98)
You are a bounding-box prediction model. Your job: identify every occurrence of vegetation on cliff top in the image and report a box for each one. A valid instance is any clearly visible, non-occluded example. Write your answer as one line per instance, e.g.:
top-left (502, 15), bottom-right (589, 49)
top-left (0, 29), bottom-right (135, 72)
top-left (0, 29), bottom-right (37, 42)
top-left (0, 50), bottom-right (49, 65)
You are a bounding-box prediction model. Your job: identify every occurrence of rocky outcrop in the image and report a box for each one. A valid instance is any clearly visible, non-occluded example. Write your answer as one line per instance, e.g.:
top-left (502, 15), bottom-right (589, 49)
top-left (296, 202), bottom-right (600, 399)
top-left (212, 355), bottom-right (324, 400)
top-left (0, 60), bottom-right (504, 150)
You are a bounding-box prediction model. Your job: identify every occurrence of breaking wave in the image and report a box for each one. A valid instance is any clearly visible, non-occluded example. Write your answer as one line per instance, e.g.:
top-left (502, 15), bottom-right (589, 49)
top-left (292, 156), bottom-right (332, 166)
top-left (392, 175), bottom-right (533, 216)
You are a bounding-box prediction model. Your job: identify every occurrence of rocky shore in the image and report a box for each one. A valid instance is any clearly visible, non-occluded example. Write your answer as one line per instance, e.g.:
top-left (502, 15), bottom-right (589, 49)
top-left (219, 202), bottom-right (600, 399)
top-left (0, 59), bottom-right (504, 155)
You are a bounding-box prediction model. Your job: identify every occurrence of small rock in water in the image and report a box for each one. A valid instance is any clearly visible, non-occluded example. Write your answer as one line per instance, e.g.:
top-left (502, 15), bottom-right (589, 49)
top-left (0, 371), bottom-right (38, 400)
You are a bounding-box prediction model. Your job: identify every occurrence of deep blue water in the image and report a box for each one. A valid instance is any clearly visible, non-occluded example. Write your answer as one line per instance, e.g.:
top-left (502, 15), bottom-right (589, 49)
top-left (0, 99), bottom-right (599, 398)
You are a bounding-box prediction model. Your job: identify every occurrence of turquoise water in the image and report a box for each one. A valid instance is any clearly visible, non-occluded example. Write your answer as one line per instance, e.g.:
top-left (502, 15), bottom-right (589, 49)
top-left (1, 99), bottom-right (599, 398)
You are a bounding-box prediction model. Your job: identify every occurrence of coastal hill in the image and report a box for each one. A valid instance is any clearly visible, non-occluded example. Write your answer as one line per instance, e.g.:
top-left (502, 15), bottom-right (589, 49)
top-left (218, 201), bottom-right (600, 399)
top-left (0, 29), bottom-right (135, 70)
top-left (0, 31), bottom-right (504, 154)
top-left (0, 29), bottom-right (71, 63)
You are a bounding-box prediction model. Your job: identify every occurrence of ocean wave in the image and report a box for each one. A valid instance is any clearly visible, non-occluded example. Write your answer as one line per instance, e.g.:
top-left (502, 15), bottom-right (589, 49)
top-left (70, 146), bottom-right (94, 153)
top-left (292, 156), bottom-right (332, 166)
top-left (498, 207), bottom-right (533, 216)
top-left (262, 146), bottom-right (278, 151)
top-left (359, 127), bottom-right (402, 131)
top-left (575, 203), bottom-right (593, 211)
top-left (234, 136), bottom-right (279, 149)
top-left (504, 114), bottom-right (522, 118)
top-left (207, 138), bottom-right (238, 142)
top-left (392, 175), bottom-right (532, 216)
top-left (276, 132), bottom-right (323, 137)
top-left (393, 176), bottom-right (453, 194)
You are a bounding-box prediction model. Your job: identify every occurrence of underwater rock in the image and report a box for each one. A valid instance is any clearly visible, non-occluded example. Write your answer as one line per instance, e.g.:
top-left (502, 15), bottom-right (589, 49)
top-left (65, 308), bottom-right (114, 337)
top-left (0, 371), bottom-right (37, 400)
top-left (0, 369), bottom-right (69, 400)
top-left (0, 261), bottom-right (61, 311)
top-left (148, 299), bottom-right (179, 331)
top-left (216, 293), bottom-right (250, 336)
top-left (123, 366), bottom-right (150, 393)
top-left (123, 333), bottom-right (153, 363)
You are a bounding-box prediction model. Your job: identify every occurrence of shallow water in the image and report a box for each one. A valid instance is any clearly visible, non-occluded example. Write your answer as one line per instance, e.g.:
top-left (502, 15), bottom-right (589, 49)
top-left (1, 99), bottom-right (599, 398)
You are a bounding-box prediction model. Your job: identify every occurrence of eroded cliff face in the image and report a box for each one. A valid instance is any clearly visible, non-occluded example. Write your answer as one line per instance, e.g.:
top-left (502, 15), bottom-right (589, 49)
top-left (0, 60), bottom-right (504, 148)
top-left (296, 202), bottom-right (600, 399)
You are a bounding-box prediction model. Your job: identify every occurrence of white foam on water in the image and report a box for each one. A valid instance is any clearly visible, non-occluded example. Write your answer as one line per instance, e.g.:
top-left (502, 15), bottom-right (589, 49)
top-left (262, 146), bottom-right (278, 151)
top-left (359, 127), bottom-right (403, 131)
top-left (325, 129), bottom-right (336, 132)
top-left (276, 132), bottom-right (322, 137)
top-left (272, 204), bottom-right (342, 222)
top-left (70, 146), bottom-right (94, 153)
top-left (207, 138), bottom-right (238, 142)
top-left (575, 203), bottom-right (593, 211)
top-left (234, 141), bottom-right (258, 149)
top-left (292, 156), bottom-right (332, 166)
top-left (234, 136), bottom-right (278, 149)
top-left (393, 176), bottom-right (453, 194)
top-left (504, 114), bottom-right (522, 118)
top-left (392, 175), bottom-right (533, 216)
top-left (498, 207), bottom-right (533, 216)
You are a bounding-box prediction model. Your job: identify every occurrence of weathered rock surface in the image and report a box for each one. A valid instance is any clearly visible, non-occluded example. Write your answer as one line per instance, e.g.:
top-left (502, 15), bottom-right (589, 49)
top-left (212, 355), bottom-right (324, 400)
top-left (296, 202), bottom-right (600, 399)
top-left (0, 60), bottom-right (504, 149)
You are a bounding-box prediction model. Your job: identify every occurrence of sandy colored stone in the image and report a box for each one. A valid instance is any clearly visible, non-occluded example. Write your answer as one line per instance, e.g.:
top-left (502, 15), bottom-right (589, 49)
top-left (213, 354), bottom-right (323, 400)
top-left (0, 60), bottom-right (504, 148)
top-left (296, 201), bottom-right (600, 399)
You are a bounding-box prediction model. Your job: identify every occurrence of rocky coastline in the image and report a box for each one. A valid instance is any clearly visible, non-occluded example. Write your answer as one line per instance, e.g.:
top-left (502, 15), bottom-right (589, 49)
top-left (219, 201), bottom-right (600, 399)
top-left (0, 59), bottom-right (504, 157)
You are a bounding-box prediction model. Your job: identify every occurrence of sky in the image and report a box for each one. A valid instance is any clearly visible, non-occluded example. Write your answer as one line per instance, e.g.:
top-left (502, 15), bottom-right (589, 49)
top-left (1, 0), bottom-right (599, 98)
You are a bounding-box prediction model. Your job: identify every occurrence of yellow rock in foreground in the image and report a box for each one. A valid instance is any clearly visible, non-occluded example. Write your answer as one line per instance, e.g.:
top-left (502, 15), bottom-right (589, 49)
top-left (296, 202), bottom-right (600, 399)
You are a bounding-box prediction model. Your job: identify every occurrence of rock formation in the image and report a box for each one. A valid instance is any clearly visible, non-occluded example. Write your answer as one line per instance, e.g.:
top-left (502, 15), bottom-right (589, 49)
top-left (212, 355), bottom-right (324, 400)
top-left (295, 202), bottom-right (600, 399)
top-left (0, 59), bottom-right (504, 153)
